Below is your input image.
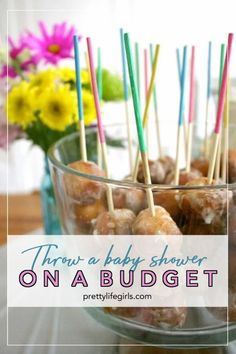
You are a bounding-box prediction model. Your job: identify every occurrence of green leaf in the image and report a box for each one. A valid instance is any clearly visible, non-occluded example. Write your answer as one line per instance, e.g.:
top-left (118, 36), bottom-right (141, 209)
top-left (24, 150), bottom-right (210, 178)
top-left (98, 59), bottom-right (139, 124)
top-left (24, 117), bottom-right (125, 161)
top-left (25, 118), bottom-right (78, 153)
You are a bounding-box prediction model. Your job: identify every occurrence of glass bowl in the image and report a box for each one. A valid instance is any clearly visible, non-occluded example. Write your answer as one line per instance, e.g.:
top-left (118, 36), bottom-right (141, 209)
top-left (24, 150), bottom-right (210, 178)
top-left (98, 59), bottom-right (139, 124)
top-left (48, 128), bottom-right (236, 348)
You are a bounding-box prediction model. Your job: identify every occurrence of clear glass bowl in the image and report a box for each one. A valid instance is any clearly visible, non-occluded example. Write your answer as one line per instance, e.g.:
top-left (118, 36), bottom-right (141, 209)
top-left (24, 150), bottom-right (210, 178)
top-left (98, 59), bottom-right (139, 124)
top-left (48, 128), bottom-right (236, 348)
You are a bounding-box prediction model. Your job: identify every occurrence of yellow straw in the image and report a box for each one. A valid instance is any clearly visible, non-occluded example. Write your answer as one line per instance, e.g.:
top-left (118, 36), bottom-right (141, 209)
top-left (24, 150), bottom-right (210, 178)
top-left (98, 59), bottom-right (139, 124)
top-left (132, 44), bottom-right (160, 181)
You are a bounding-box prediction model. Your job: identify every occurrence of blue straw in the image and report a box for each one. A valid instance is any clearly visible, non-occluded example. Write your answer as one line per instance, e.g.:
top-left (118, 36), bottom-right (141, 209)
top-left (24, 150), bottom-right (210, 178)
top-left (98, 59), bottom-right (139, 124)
top-left (120, 28), bottom-right (129, 101)
top-left (207, 41), bottom-right (212, 99)
top-left (178, 46), bottom-right (188, 126)
top-left (73, 35), bottom-right (84, 121)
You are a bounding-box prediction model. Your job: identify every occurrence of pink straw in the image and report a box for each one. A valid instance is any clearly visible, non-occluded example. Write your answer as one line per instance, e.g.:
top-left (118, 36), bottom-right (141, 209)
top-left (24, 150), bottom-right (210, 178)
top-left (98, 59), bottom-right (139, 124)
top-left (144, 48), bottom-right (148, 99)
top-left (188, 46), bottom-right (195, 123)
top-left (214, 33), bottom-right (234, 134)
top-left (86, 37), bottom-right (105, 144)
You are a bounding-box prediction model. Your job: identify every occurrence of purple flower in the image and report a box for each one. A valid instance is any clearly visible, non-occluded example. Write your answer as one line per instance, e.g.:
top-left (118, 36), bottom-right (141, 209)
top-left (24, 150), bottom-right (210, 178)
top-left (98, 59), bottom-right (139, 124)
top-left (26, 21), bottom-right (78, 65)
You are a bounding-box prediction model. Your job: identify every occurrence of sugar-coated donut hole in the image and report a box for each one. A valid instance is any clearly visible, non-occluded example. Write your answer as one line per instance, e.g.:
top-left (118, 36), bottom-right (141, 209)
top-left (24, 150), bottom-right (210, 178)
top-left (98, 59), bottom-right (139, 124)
top-left (153, 190), bottom-right (181, 222)
top-left (177, 177), bottom-right (229, 225)
top-left (105, 306), bottom-right (188, 330)
top-left (137, 159), bottom-right (166, 184)
top-left (137, 307), bottom-right (187, 329)
top-left (113, 187), bottom-right (147, 215)
top-left (165, 168), bottom-right (202, 185)
top-left (228, 149), bottom-right (236, 183)
top-left (93, 209), bottom-right (136, 235)
top-left (105, 307), bottom-right (139, 319)
top-left (73, 197), bottom-right (107, 223)
top-left (158, 155), bottom-right (175, 175)
top-left (181, 216), bottom-right (226, 235)
top-left (64, 160), bottom-right (105, 204)
top-left (132, 206), bottom-right (182, 235)
top-left (191, 158), bottom-right (209, 177)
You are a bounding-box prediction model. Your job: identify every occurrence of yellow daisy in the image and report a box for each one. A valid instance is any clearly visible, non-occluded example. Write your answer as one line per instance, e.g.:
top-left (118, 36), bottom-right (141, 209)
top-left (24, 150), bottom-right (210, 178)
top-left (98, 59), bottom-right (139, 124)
top-left (81, 69), bottom-right (90, 84)
top-left (7, 81), bottom-right (35, 128)
top-left (58, 67), bottom-right (75, 82)
top-left (38, 85), bottom-right (76, 131)
top-left (58, 67), bottom-right (90, 85)
top-left (29, 69), bottom-right (57, 86)
top-left (28, 69), bottom-right (56, 95)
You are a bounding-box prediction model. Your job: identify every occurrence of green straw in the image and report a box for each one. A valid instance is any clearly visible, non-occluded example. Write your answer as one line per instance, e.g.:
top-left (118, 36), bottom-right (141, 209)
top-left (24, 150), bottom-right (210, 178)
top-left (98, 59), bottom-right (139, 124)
top-left (218, 44), bottom-right (225, 94)
top-left (97, 47), bottom-right (103, 100)
top-left (124, 33), bottom-right (146, 153)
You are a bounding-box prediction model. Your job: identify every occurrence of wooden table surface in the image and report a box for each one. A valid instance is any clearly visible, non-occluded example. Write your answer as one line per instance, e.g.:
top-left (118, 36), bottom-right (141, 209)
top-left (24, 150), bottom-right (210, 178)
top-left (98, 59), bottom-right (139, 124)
top-left (0, 192), bottom-right (43, 245)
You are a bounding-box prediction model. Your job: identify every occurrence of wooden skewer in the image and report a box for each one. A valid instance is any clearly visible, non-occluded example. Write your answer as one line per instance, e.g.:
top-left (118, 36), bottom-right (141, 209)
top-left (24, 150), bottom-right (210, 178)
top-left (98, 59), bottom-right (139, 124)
top-left (204, 42), bottom-right (212, 159)
top-left (141, 152), bottom-right (155, 214)
top-left (186, 46), bottom-right (195, 173)
top-left (124, 32), bottom-right (155, 216)
top-left (214, 43), bottom-right (225, 182)
top-left (208, 133), bottom-right (220, 183)
top-left (86, 37), bottom-right (114, 213)
top-left (208, 33), bottom-right (234, 184)
top-left (73, 35), bottom-right (87, 162)
top-left (204, 99), bottom-right (210, 159)
top-left (80, 120), bottom-right (87, 162)
top-left (97, 47), bottom-right (103, 168)
top-left (174, 125), bottom-right (183, 185)
top-left (186, 121), bottom-right (193, 173)
top-left (132, 44), bottom-right (161, 182)
top-left (132, 148), bottom-right (141, 182)
top-left (150, 43), bottom-right (162, 158)
top-left (97, 130), bottom-right (102, 168)
top-left (214, 133), bottom-right (222, 182)
top-left (174, 46), bottom-right (188, 185)
top-left (100, 143), bottom-right (114, 213)
top-left (176, 48), bottom-right (188, 162)
top-left (124, 100), bottom-right (133, 172)
top-left (222, 84), bottom-right (229, 183)
top-left (144, 48), bottom-right (150, 154)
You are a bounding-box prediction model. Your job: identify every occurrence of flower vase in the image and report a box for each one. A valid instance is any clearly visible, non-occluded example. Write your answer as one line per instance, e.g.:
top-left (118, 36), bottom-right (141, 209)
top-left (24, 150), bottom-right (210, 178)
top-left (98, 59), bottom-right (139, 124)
top-left (40, 156), bottom-right (62, 235)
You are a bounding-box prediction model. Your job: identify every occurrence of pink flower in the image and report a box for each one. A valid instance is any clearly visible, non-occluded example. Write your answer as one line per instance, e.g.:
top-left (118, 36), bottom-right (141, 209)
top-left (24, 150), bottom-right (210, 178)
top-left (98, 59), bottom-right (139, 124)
top-left (0, 65), bottom-right (17, 78)
top-left (8, 36), bottom-right (26, 59)
top-left (0, 36), bottom-right (37, 78)
top-left (26, 21), bottom-right (77, 65)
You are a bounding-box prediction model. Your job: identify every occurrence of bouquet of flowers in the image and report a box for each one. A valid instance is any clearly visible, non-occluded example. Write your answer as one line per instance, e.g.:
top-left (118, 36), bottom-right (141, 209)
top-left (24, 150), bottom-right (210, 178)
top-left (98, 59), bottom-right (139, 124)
top-left (1, 21), bottom-right (124, 152)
